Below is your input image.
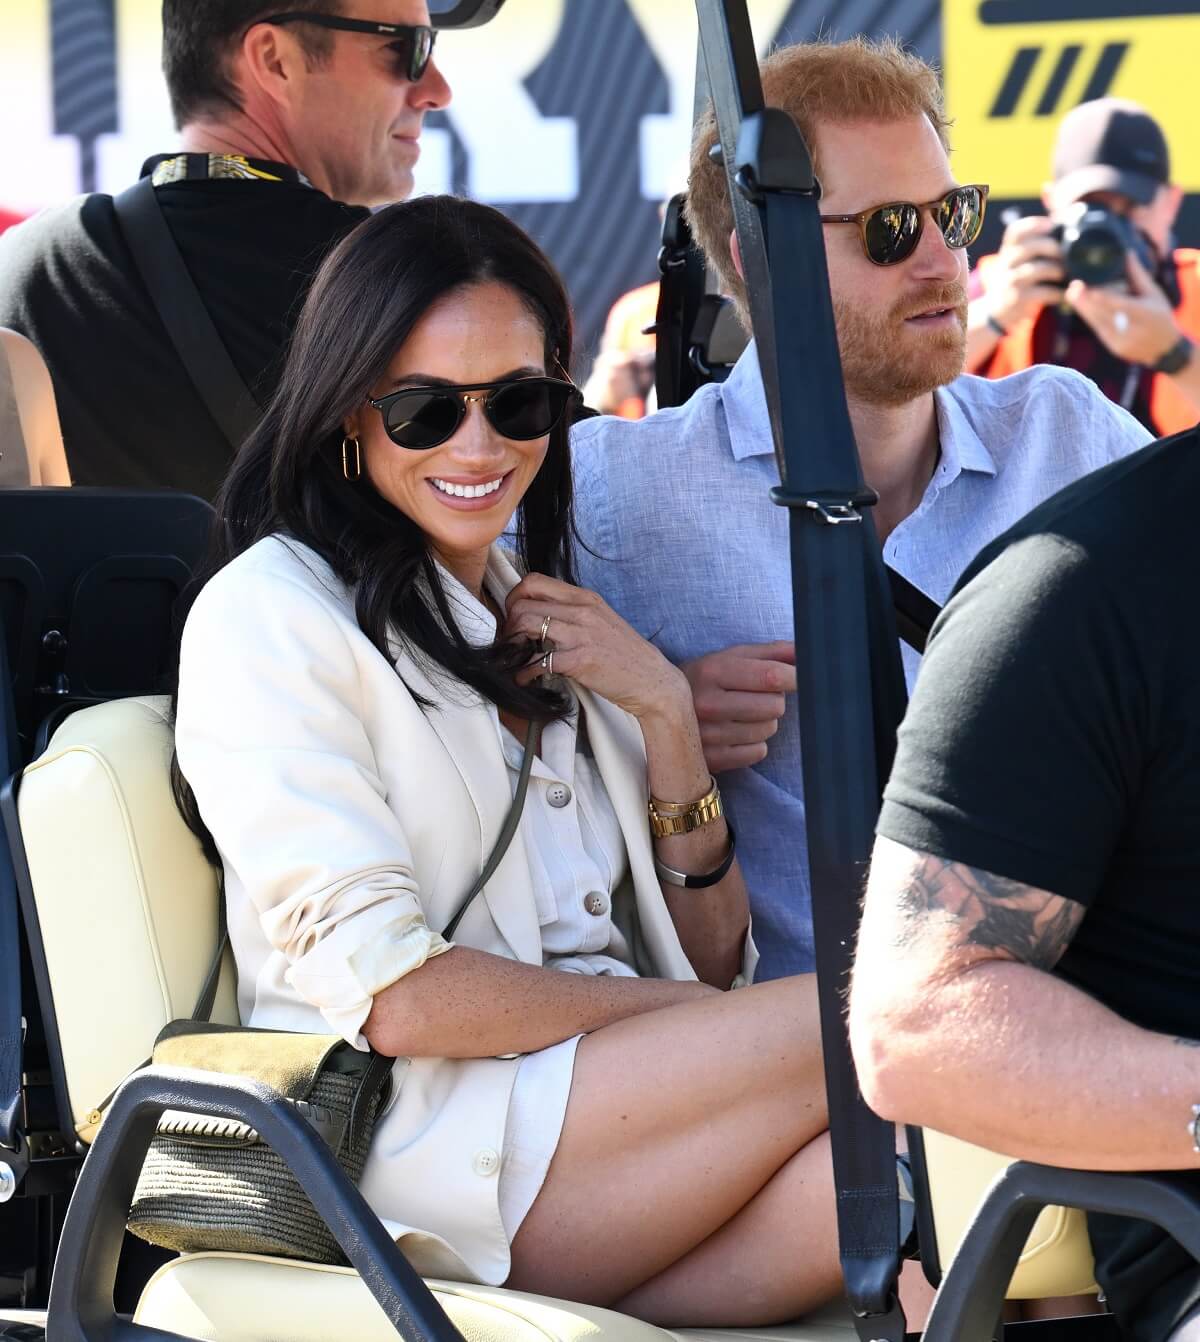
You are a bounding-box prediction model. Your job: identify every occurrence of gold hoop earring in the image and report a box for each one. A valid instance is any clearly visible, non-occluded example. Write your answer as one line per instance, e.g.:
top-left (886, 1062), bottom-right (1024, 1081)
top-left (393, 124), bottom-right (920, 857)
top-left (342, 435), bottom-right (362, 482)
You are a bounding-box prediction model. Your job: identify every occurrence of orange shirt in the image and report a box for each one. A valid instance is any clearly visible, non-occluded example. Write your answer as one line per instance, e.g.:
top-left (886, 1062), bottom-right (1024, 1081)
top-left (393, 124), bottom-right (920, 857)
top-left (976, 248), bottom-right (1200, 438)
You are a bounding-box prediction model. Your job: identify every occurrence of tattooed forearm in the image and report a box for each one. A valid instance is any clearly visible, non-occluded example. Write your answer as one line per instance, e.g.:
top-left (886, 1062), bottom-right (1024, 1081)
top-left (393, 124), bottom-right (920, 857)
top-left (896, 855), bottom-right (1085, 970)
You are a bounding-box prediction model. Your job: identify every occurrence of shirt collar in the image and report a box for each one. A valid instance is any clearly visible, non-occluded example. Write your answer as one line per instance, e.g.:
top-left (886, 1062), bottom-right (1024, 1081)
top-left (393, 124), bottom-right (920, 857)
top-left (142, 153), bottom-right (313, 188)
top-left (721, 341), bottom-right (999, 483)
top-left (932, 382), bottom-right (998, 483)
top-left (434, 546), bottom-right (523, 650)
top-left (721, 342), bottom-right (775, 461)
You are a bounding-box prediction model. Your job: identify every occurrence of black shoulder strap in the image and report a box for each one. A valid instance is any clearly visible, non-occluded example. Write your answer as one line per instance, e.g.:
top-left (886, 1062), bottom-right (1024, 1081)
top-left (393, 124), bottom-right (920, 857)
top-left (112, 177), bottom-right (261, 452)
top-left (888, 568), bottom-right (940, 655)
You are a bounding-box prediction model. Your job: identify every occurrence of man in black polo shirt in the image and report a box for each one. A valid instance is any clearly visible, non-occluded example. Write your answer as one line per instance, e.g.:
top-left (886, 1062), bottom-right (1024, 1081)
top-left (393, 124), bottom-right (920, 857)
top-left (0, 2), bottom-right (450, 499)
top-left (847, 425), bottom-right (1200, 1339)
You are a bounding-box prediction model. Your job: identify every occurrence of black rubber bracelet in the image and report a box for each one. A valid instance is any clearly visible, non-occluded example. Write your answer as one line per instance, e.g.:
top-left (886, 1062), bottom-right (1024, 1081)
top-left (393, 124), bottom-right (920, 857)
top-left (1152, 334), bottom-right (1194, 375)
top-left (653, 825), bottom-right (737, 889)
top-left (985, 312), bottom-right (1009, 339)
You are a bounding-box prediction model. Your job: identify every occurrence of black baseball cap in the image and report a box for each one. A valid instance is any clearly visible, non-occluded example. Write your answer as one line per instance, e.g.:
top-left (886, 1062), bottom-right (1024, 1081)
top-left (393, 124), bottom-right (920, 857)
top-left (1050, 98), bottom-right (1170, 210)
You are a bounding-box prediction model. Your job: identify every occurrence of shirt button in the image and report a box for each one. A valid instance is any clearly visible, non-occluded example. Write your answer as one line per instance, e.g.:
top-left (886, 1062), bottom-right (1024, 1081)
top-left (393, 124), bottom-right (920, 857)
top-left (583, 892), bottom-right (609, 916)
top-left (546, 783), bottom-right (572, 808)
top-left (472, 1148), bottom-right (500, 1177)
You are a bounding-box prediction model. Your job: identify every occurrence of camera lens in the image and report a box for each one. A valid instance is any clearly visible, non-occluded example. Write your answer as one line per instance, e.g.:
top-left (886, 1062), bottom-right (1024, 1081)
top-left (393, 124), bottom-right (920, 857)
top-left (1062, 206), bottom-right (1131, 288)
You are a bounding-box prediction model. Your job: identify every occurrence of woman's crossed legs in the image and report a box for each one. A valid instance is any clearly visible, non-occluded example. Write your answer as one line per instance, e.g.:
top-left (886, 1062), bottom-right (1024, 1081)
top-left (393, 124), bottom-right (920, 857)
top-left (506, 975), bottom-right (839, 1325)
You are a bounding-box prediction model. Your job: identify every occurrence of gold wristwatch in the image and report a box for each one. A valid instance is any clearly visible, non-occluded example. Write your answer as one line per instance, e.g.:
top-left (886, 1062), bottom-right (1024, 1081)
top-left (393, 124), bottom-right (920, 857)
top-left (648, 776), bottom-right (724, 837)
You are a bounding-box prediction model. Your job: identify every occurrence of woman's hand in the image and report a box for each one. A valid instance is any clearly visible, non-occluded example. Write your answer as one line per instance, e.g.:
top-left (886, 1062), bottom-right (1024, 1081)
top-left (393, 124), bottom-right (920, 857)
top-left (504, 573), bottom-right (691, 725)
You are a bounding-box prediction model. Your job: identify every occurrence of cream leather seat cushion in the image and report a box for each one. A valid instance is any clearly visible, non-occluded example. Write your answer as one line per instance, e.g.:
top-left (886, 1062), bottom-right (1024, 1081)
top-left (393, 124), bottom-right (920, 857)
top-left (134, 1255), bottom-right (857, 1342)
top-left (921, 1130), bottom-right (1098, 1299)
top-left (17, 695), bottom-right (237, 1143)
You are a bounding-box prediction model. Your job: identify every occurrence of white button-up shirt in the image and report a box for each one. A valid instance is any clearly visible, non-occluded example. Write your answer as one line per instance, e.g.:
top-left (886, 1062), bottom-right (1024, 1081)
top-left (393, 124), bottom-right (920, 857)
top-left (571, 346), bottom-right (1154, 979)
top-left (445, 562), bottom-right (637, 977)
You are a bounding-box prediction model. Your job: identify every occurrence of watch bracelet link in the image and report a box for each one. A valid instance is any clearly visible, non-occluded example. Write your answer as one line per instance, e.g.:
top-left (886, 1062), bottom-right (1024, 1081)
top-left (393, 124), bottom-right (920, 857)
top-left (648, 776), bottom-right (723, 837)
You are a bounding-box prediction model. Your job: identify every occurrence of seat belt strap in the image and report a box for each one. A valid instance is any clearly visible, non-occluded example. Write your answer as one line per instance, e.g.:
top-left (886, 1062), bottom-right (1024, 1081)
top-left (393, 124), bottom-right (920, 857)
top-left (694, 4), bottom-right (909, 1331)
top-left (112, 177), bottom-right (261, 452)
top-left (762, 181), bottom-right (909, 1341)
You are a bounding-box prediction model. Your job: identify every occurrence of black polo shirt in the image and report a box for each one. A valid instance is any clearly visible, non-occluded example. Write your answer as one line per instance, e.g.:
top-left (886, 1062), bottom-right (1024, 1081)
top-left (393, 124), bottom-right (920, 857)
top-left (0, 157), bottom-right (368, 499)
top-left (879, 426), bottom-right (1200, 1339)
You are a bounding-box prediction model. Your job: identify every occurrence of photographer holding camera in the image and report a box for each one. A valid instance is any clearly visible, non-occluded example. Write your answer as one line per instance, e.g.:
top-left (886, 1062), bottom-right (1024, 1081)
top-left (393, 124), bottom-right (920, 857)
top-left (966, 98), bottom-right (1200, 435)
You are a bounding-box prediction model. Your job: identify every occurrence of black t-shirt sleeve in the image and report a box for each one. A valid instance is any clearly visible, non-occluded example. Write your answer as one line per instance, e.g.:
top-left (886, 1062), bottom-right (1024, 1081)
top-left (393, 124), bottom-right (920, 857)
top-left (878, 530), bottom-right (1143, 906)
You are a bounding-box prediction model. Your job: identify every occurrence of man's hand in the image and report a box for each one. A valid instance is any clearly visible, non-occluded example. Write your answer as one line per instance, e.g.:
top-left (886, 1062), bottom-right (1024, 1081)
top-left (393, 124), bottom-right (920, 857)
top-left (978, 214), bottom-right (1066, 330)
top-left (1067, 248), bottom-right (1181, 366)
top-left (683, 642), bottom-right (796, 773)
top-left (581, 349), bottom-right (655, 416)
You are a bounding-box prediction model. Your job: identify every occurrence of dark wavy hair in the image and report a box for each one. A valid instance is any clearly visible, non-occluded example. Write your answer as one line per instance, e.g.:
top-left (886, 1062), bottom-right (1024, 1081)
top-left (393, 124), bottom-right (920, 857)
top-left (173, 196), bottom-right (579, 850)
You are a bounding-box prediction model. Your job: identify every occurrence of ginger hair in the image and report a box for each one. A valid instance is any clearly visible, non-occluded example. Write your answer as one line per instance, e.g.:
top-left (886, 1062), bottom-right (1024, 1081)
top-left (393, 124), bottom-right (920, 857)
top-left (686, 36), bottom-right (952, 318)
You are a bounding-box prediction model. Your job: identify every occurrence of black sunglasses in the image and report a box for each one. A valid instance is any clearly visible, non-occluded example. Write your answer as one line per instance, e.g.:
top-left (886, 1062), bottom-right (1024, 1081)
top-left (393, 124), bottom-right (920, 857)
top-left (369, 378), bottom-right (578, 450)
top-left (820, 184), bottom-right (989, 267)
top-left (262, 13), bottom-right (436, 81)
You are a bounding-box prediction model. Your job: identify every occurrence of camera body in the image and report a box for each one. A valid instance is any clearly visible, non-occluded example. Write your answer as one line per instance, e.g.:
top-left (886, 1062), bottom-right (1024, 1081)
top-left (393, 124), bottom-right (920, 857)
top-left (1051, 202), bottom-right (1156, 288)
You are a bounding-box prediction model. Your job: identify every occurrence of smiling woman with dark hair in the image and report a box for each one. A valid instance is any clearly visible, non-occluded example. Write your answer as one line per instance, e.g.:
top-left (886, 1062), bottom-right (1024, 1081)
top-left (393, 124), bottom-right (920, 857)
top-left (173, 195), bottom-right (839, 1326)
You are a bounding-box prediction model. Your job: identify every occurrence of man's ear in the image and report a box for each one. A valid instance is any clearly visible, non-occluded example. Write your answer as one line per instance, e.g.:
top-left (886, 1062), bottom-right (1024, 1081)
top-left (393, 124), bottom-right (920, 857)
top-left (729, 228), bottom-right (745, 281)
top-left (239, 21), bottom-right (303, 112)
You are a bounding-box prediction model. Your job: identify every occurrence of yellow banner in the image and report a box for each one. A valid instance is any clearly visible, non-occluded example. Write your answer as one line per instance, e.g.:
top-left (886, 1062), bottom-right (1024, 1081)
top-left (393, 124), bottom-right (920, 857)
top-left (944, 1), bottom-right (1200, 197)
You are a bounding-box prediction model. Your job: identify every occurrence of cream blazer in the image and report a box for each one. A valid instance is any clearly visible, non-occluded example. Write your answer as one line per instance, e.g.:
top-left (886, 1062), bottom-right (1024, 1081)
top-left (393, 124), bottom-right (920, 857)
top-left (175, 535), bottom-right (708, 1285)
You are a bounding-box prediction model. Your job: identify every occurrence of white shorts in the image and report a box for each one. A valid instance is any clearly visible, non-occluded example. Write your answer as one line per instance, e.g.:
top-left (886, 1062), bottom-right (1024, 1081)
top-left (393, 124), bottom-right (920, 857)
top-left (498, 1034), bottom-right (582, 1241)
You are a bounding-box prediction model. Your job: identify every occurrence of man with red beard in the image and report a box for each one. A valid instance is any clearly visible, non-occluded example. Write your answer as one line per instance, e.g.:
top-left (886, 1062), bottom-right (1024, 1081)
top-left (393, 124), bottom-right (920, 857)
top-left (570, 37), bottom-right (1152, 982)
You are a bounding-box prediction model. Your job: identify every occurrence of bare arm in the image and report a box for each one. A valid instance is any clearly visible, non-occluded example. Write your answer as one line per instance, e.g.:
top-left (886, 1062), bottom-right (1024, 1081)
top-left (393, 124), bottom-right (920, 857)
top-left (849, 835), bottom-right (1200, 1171)
top-left (363, 944), bottom-right (715, 1058)
top-left (637, 695), bottom-right (750, 988)
top-left (2, 329), bottom-right (69, 485)
top-left (964, 215), bottom-right (1064, 374)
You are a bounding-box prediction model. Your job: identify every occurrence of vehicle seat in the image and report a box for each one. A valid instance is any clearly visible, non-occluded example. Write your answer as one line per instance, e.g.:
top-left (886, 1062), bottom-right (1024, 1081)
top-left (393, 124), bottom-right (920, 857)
top-left (915, 1129), bottom-right (1098, 1300)
top-left (133, 1253), bottom-right (857, 1342)
top-left (13, 696), bottom-right (856, 1342)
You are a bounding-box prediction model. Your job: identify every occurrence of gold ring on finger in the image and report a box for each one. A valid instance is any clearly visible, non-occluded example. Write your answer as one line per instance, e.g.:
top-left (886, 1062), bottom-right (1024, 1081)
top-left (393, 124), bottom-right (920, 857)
top-left (538, 615), bottom-right (552, 652)
top-left (540, 649), bottom-right (554, 677)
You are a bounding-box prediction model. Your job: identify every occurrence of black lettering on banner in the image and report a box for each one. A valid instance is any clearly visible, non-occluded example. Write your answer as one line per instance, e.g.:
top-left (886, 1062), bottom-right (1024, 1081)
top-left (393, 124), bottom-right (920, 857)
top-left (982, 0), bottom-right (1199, 19)
top-left (989, 42), bottom-right (1130, 119)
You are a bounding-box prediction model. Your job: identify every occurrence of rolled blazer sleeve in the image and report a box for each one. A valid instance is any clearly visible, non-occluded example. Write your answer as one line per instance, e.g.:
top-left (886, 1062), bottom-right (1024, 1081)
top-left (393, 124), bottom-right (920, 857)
top-left (175, 561), bottom-right (451, 1048)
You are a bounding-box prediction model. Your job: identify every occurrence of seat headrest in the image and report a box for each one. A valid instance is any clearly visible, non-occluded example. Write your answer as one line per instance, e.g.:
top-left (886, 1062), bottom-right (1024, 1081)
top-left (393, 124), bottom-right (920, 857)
top-left (17, 695), bottom-right (235, 1143)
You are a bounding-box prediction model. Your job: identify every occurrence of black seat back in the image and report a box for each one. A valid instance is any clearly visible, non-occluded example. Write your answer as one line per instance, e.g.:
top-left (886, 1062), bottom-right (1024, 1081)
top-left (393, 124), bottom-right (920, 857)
top-left (0, 489), bottom-right (212, 760)
top-left (0, 487), bottom-right (212, 1312)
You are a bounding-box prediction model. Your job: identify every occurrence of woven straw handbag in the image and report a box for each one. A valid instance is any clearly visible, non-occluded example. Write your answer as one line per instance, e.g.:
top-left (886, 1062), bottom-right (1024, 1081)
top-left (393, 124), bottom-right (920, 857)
top-left (125, 720), bottom-right (542, 1264)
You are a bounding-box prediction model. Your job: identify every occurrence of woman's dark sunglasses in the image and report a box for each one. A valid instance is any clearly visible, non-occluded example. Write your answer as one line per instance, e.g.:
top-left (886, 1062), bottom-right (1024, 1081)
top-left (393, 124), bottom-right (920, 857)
top-left (262, 13), bottom-right (436, 82)
top-left (369, 378), bottom-right (578, 450)
top-left (820, 184), bottom-right (989, 267)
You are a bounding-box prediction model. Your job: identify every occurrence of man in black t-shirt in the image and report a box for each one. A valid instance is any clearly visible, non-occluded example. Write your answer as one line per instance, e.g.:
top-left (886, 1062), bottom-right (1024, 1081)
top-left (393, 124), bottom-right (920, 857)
top-left (0, 2), bottom-right (450, 499)
top-left (847, 425), bottom-right (1200, 1340)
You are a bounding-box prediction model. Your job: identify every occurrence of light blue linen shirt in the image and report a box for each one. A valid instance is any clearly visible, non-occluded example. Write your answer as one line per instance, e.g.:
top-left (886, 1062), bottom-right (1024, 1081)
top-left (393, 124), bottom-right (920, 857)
top-left (570, 345), bottom-right (1154, 979)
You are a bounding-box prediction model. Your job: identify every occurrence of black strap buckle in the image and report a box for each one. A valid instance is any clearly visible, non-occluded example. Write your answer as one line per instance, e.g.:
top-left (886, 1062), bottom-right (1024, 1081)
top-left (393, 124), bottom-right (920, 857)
top-left (771, 486), bottom-right (879, 524)
top-left (852, 1292), bottom-right (907, 1342)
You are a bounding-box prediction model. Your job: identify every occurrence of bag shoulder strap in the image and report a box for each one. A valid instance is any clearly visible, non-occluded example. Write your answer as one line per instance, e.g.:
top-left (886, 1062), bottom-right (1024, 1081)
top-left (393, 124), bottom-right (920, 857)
top-left (189, 716), bottom-right (544, 1020)
top-left (112, 177), bottom-right (261, 451)
top-left (442, 717), bottom-right (542, 940)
